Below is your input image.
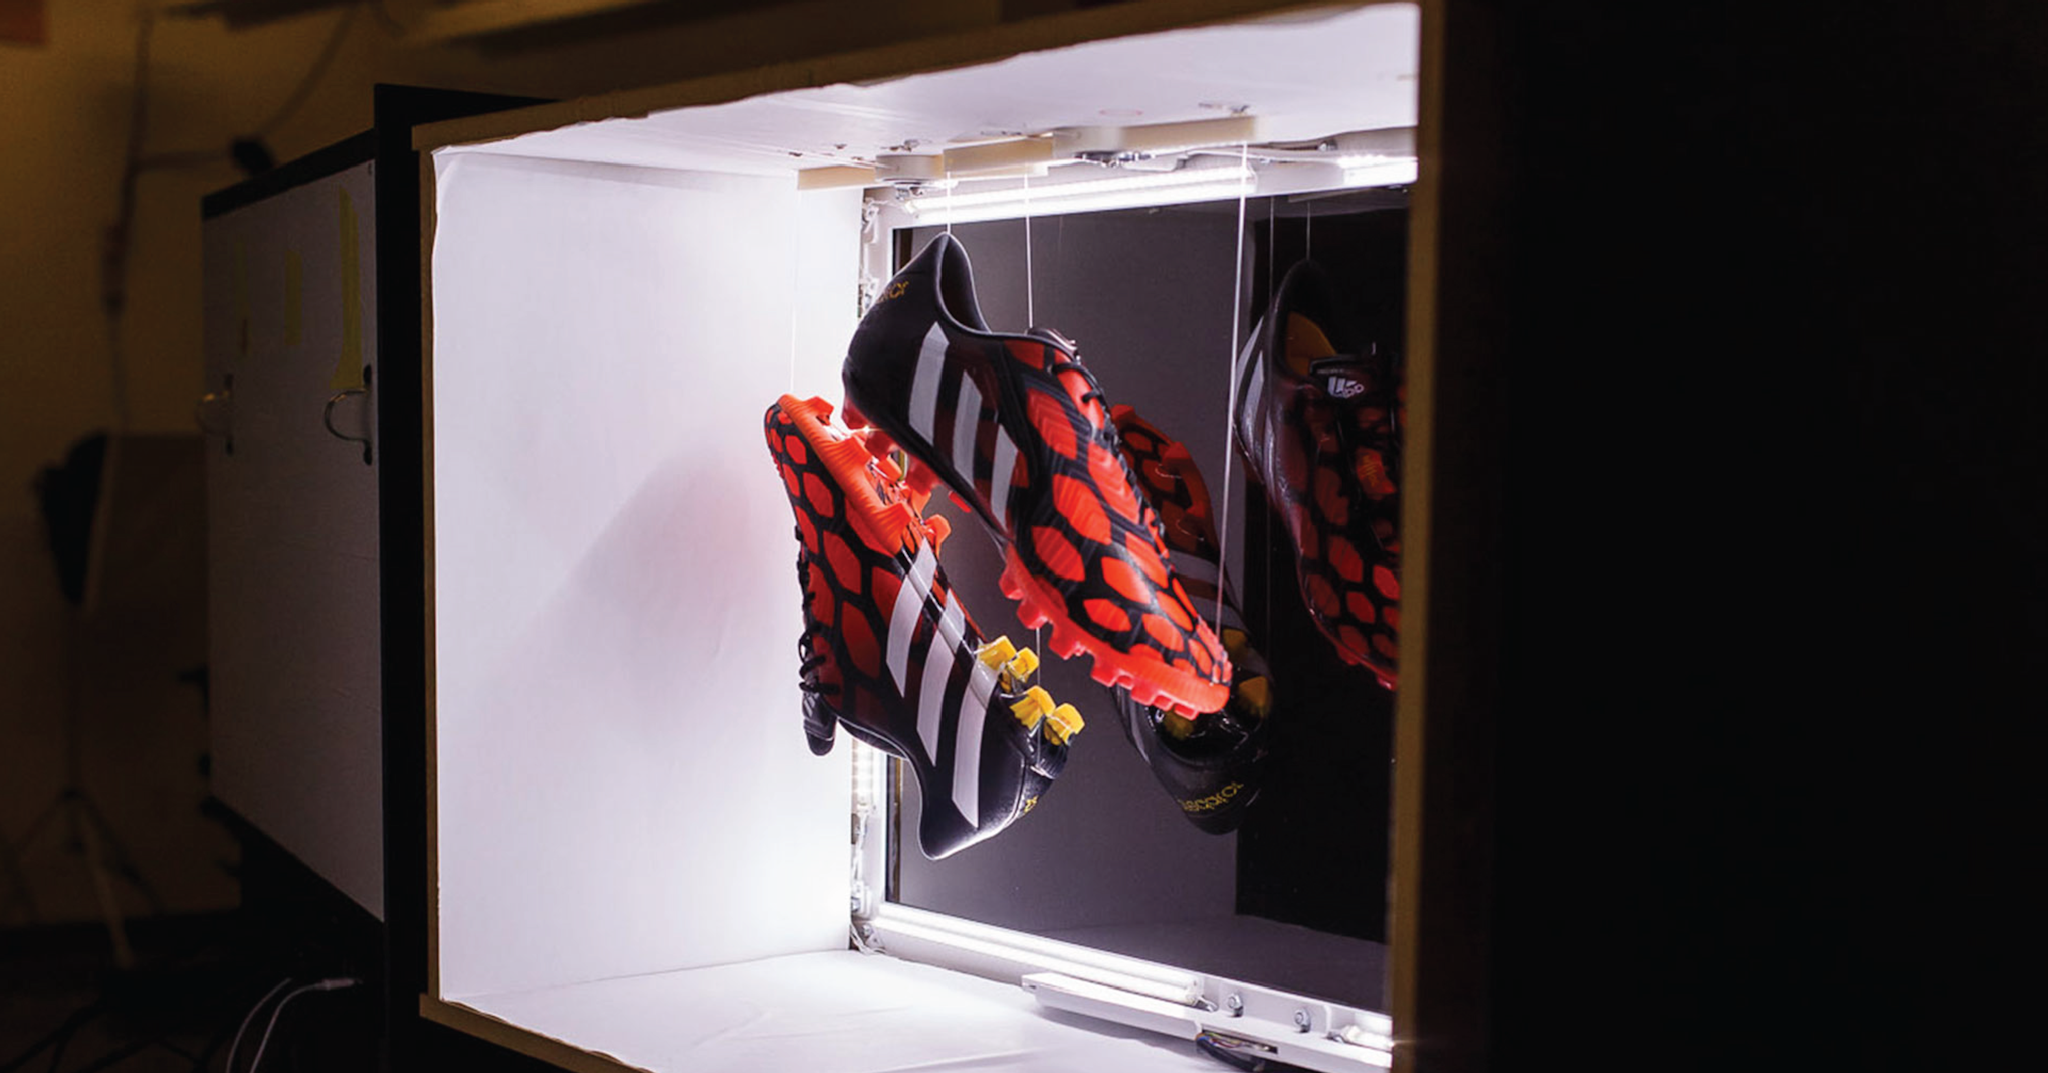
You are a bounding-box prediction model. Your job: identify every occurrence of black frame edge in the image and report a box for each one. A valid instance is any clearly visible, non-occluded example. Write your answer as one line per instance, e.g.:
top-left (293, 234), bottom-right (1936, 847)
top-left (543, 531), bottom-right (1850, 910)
top-left (201, 131), bottom-right (379, 220)
top-left (372, 83), bottom-right (548, 1073)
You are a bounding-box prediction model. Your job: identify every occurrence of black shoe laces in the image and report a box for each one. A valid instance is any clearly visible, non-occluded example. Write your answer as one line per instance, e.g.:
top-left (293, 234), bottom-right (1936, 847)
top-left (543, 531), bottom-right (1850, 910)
top-left (792, 536), bottom-right (838, 700)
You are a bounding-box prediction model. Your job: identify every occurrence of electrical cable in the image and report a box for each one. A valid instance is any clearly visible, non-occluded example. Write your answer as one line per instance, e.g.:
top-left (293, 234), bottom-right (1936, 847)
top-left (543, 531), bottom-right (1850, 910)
top-left (221, 978), bottom-right (291, 1073)
top-left (245, 978), bottom-right (359, 1073)
top-left (249, 5), bottom-right (360, 138)
top-left (364, 0), bottom-right (407, 37)
top-left (0, 1001), bottom-right (103, 1073)
top-left (100, 0), bottom-right (365, 432)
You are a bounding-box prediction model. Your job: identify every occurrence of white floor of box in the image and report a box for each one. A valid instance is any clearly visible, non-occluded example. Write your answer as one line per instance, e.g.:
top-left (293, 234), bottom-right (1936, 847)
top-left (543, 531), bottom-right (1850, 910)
top-left (448, 948), bottom-right (1234, 1072)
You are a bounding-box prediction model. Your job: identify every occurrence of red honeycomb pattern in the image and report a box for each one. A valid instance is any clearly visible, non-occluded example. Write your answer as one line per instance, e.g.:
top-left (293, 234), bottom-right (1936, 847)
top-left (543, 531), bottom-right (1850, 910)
top-left (764, 397), bottom-right (966, 739)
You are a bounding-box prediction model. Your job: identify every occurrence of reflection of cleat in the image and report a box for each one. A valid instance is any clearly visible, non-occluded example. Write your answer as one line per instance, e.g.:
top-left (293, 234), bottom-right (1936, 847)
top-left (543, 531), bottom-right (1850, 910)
top-left (841, 234), bottom-right (1231, 717)
top-left (1232, 261), bottom-right (1402, 688)
top-left (1108, 405), bottom-right (1273, 834)
top-left (765, 393), bottom-right (1075, 859)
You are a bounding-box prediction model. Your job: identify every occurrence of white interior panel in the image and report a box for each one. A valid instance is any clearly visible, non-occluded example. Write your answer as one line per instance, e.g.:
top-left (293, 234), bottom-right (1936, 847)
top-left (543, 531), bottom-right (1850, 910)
top-left (430, 152), bottom-right (860, 997)
top-left (204, 161), bottom-right (384, 919)
top-left (454, 950), bottom-right (1232, 1073)
top-left (440, 4), bottom-right (1418, 178)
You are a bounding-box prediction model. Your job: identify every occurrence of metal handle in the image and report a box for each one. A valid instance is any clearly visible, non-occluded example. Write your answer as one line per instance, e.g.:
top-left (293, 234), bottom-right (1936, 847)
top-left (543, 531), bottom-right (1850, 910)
top-left (323, 371), bottom-right (373, 466)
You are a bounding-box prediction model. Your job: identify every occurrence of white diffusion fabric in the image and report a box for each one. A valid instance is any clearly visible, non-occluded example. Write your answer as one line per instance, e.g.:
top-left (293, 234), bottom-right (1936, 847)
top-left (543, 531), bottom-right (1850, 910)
top-left (430, 151), bottom-right (858, 999)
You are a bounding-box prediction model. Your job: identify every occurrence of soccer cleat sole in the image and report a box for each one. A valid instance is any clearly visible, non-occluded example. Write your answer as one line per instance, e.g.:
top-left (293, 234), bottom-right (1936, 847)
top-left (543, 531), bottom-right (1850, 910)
top-left (864, 431), bottom-right (1228, 717)
top-left (768, 396), bottom-right (1071, 858)
top-left (778, 395), bottom-right (929, 555)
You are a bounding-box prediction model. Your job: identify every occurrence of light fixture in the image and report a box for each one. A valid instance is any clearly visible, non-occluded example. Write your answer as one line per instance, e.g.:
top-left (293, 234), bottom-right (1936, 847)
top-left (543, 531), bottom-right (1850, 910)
top-left (900, 165), bottom-right (1257, 225)
top-left (860, 903), bottom-right (1397, 1072)
top-left (865, 902), bottom-right (1206, 1007)
top-left (1022, 973), bottom-right (1395, 1072)
top-left (1339, 156), bottom-right (1419, 188)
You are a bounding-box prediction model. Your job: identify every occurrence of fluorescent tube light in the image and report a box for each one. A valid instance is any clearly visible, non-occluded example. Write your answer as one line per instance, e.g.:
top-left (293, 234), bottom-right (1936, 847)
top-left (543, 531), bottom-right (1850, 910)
top-left (901, 166), bottom-right (1256, 225)
top-left (850, 739), bottom-right (884, 814)
top-left (866, 902), bottom-right (1205, 1007)
top-left (1340, 157), bottom-right (1419, 188)
top-left (1022, 972), bottom-right (1395, 1072)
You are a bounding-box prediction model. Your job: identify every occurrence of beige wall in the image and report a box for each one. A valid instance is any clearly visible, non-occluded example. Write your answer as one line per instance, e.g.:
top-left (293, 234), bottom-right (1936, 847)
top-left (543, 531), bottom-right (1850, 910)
top-left (0, 0), bottom-right (1025, 925)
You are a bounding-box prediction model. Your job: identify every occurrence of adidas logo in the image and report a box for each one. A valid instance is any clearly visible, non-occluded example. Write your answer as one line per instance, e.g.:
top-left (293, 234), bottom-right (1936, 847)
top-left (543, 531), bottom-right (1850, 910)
top-left (1327, 376), bottom-right (1367, 399)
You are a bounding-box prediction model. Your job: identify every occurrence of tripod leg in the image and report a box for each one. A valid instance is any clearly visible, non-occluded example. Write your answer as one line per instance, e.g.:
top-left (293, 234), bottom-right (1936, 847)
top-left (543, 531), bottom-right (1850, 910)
top-left (0, 836), bottom-right (38, 923)
top-left (69, 800), bottom-right (136, 969)
top-left (73, 791), bottom-right (165, 915)
top-left (13, 792), bottom-right (66, 856)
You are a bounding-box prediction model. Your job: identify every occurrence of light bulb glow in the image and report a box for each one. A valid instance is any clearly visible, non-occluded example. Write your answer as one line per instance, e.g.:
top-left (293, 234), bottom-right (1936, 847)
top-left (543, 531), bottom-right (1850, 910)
top-left (868, 902), bottom-right (1205, 1007)
top-left (1341, 158), bottom-right (1419, 188)
top-left (900, 166), bottom-right (1256, 225)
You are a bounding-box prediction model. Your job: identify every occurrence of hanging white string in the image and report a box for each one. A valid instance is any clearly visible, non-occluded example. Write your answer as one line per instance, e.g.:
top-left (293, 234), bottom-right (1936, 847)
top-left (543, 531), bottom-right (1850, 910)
top-left (1305, 195), bottom-right (1313, 260)
top-left (1023, 174), bottom-right (1036, 326)
top-left (787, 207), bottom-right (802, 395)
top-left (1214, 143), bottom-right (1252, 639)
top-left (1264, 194), bottom-right (1277, 638)
top-left (1024, 173), bottom-right (1039, 655)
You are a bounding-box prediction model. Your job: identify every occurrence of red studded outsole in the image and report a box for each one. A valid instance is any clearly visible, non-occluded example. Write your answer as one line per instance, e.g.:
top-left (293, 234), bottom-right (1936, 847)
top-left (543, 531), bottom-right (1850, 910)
top-left (778, 395), bottom-right (927, 556)
top-left (997, 548), bottom-right (1228, 718)
top-left (847, 400), bottom-right (1229, 717)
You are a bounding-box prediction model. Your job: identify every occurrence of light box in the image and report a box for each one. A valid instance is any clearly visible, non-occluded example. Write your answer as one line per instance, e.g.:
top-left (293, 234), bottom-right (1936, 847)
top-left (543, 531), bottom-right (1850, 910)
top-left (417, 4), bottom-right (1427, 1070)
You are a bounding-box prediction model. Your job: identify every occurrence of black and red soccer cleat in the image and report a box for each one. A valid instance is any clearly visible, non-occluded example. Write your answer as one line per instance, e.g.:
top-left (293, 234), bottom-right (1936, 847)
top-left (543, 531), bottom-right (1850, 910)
top-left (841, 234), bottom-right (1233, 717)
top-left (765, 394), bottom-right (1082, 859)
top-left (1232, 260), bottom-right (1402, 688)
top-left (1108, 404), bottom-right (1272, 833)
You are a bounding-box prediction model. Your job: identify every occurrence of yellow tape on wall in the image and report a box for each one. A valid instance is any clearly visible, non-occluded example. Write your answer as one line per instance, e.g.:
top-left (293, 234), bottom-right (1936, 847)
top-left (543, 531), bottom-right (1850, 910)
top-left (331, 188), bottom-right (365, 390)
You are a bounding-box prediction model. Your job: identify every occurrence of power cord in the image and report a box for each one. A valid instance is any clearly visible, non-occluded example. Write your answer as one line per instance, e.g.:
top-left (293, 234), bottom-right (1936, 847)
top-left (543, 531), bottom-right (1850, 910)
top-left (244, 978), bottom-right (360, 1073)
top-left (246, 4), bottom-right (362, 141)
top-left (220, 978), bottom-right (291, 1073)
